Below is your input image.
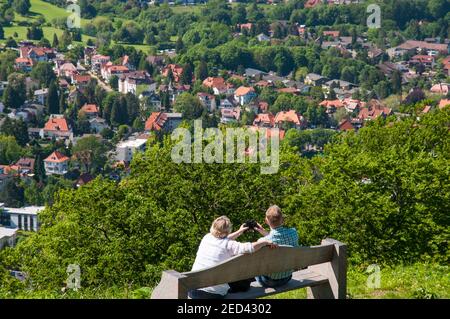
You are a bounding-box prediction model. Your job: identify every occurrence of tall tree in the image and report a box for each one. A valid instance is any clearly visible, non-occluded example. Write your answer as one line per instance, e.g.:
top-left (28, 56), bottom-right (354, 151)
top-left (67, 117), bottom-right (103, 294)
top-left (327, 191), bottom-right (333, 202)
top-left (13, 0), bottom-right (31, 16)
top-left (3, 73), bottom-right (26, 109)
top-left (196, 60), bottom-right (208, 82)
top-left (59, 90), bottom-right (67, 114)
top-left (31, 62), bottom-right (56, 87)
top-left (52, 33), bottom-right (59, 48)
top-left (46, 81), bottom-right (59, 114)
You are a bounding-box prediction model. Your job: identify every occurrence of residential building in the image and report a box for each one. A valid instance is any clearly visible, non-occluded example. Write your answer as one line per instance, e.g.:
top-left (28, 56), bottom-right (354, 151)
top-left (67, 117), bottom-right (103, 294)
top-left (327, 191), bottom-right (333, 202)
top-left (72, 74), bottom-right (91, 88)
top-left (115, 138), bottom-right (148, 163)
top-left (101, 63), bottom-right (129, 82)
top-left (76, 173), bottom-right (95, 188)
top-left (33, 88), bottom-right (48, 105)
top-left (304, 73), bottom-right (328, 86)
top-left (220, 107), bottom-right (241, 124)
top-left (41, 116), bottom-right (73, 141)
top-left (14, 158), bottom-right (35, 174)
top-left (58, 62), bottom-right (78, 78)
top-left (274, 110), bottom-right (305, 129)
top-left (44, 151), bottom-right (70, 175)
top-left (79, 104), bottom-right (99, 118)
top-left (0, 227), bottom-right (17, 250)
top-left (253, 113), bottom-right (275, 128)
top-left (91, 54), bottom-right (111, 73)
top-left (19, 46), bottom-right (54, 63)
top-left (1, 205), bottom-right (44, 232)
top-left (144, 112), bottom-right (183, 132)
top-left (161, 64), bottom-right (184, 83)
top-left (89, 117), bottom-right (109, 133)
top-left (197, 92), bottom-right (217, 112)
top-left (358, 100), bottom-right (392, 121)
top-left (234, 86), bottom-right (256, 106)
top-left (118, 71), bottom-right (153, 95)
top-left (257, 33), bottom-right (271, 42)
top-left (430, 83), bottom-right (449, 95)
top-left (15, 58), bottom-right (33, 72)
top-left (338, 119), bottom-right (355, 131)
top-left (202, 77), bottom-right (235, 95)
top-left (387, 40), bottom-right (450, 58)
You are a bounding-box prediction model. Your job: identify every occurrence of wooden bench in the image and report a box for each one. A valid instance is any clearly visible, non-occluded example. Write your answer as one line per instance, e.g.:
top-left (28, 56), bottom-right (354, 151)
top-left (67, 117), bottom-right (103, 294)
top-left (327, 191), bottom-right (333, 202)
top-left (151, 238), bottom-right (347, 299)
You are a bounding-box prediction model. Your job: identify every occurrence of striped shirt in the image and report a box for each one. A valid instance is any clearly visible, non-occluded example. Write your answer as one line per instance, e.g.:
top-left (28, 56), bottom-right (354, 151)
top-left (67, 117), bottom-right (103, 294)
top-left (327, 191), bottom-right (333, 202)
top-left (191, 233), bottom-right (254, 295)
top-left (261, 226), bottom-right (299, 279)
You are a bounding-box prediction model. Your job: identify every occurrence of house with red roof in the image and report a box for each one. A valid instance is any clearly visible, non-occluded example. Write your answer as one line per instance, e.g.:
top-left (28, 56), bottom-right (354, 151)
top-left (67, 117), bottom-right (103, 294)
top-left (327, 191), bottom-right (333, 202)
top-left (144, 112), bottom-right (183, 132)
top-left (238, 23), bottom-right (253, 33)
top-left (323, 30), bottom-right (340, 39)
top-left (58, 62), bottom-right (78, 78)
top-left (72, 74), bottom-right (92, 88)
top-left (44, 151), bottom-right (70, 175)
top-left (338, 119), bottom-right (355, 131)
top-left (274, 110), bottom-right (305, 129)
top-left (79, 104), bottom-right (99, 118)
top-left (19, 46), bottom-right (55, 63)
top-left (162, 64), bottom-right (184, 83)
top-left (358, 100), bottom-right (392, 121)
top-left (202, 77), bottom-right (235, 95)
top-left (15, 57), bottom-right (33, 72)
top-left (91, 54), bottom-right (111, 73)
top-left (234, 86), bottom-right (256, 106)
top-left (319, 99), bottom-right (345, 114)
top-left (410, 55), bottom-right (436, 69)
top-left (253, 113), bottom-right (275, 128)
top-left (443, 56), bottom-right (450, 76)
top-left (101, 63), bottom-right (129, 82)
top-left (14, 157), bottom-right (35, 174)
top-left (430, 83), bottom-right (450, 95)
top-left (220, 107), bottom-right (241, 124)
top-left (40, 116), bottom-right (73, 141)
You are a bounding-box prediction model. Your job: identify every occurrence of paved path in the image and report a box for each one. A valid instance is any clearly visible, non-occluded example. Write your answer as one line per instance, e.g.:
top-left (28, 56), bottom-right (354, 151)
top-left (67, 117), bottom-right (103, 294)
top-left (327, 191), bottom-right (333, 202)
top-left (88, 71), bottom-right (113, 92)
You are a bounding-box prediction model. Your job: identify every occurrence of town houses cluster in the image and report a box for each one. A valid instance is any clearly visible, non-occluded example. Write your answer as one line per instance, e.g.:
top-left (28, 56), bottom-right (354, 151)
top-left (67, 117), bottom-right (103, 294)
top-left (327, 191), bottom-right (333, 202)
top-left (0, 7), bottom-right (449, 248)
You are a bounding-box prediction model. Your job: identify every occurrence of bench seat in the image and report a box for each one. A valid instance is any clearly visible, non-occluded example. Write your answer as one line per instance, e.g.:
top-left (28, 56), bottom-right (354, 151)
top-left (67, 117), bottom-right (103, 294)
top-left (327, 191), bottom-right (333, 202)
top-left (224, 269), bottom-right (329, 299)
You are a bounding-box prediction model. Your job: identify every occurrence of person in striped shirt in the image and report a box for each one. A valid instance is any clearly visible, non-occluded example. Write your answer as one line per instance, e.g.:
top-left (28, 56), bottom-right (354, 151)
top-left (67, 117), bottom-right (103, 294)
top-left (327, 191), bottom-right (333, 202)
top-left (254, 205), bottom-right (299, 288)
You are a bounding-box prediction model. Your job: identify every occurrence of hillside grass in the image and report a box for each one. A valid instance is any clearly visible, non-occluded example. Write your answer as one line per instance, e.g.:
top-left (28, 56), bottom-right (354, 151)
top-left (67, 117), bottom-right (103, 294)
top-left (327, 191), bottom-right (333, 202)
top-left (0, 0), bottom-right (149, 50)
top-left (265, 263), bottom-right (449, 299)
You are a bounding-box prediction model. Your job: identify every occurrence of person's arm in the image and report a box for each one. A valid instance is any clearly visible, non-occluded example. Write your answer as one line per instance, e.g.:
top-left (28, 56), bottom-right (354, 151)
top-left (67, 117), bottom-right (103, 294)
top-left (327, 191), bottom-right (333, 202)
top-left (252, 239), bottom-right (278, 252)
top-left (255, 222), bottom-right (269, 237)
top-left (227, 224), bottom-right (248, 240)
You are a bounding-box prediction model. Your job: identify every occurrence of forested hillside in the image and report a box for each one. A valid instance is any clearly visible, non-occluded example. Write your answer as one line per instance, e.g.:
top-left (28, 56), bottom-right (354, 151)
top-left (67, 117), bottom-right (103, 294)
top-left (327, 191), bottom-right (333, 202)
top-left (0, 107), bottom-right (448, 298)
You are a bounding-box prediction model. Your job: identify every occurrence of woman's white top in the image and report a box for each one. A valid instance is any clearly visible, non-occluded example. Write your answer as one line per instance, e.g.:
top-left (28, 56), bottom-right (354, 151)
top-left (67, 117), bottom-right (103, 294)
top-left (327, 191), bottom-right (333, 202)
top-left (191, 233), bottom-right (254, 295)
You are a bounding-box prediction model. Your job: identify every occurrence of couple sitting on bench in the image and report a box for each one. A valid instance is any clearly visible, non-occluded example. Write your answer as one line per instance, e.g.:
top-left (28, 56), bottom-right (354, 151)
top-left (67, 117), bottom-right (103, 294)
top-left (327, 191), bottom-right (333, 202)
top-left (189, 205), bottom-right (299, 299)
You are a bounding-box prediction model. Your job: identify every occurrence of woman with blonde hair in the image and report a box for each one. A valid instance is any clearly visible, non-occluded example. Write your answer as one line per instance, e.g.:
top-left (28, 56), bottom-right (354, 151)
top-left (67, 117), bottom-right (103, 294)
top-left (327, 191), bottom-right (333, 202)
top-left (189, 216), bottom-right (275, 299)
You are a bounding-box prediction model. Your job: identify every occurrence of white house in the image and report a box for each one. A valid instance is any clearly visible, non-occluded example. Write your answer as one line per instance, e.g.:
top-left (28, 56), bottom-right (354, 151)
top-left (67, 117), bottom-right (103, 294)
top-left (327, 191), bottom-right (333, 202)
top-left (89, 117), bottom-right (109, 133)
top-left (234, 86), bottom-right (256, 106)
top-left (0, 227), bottom-right (17, 250)
top-left (0, 205), bottom-right (44, 232)
top-left (115, 138), bottom-right (148, 163)
top-left (34, 88), bottom-right (48, 105)
top-left (44, 151), bottom-right (70, 175)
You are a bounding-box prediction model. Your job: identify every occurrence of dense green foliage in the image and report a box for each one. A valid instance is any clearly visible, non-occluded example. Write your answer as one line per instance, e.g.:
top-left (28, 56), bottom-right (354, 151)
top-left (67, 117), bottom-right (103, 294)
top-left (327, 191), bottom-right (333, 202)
top-left (0, 108), bottom-right (448, 296)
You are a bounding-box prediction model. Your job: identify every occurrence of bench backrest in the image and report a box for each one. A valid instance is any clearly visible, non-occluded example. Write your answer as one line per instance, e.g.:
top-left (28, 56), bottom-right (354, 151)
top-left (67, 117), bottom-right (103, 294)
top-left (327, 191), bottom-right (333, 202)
top-left (151, 238), bottom-right (347, 299)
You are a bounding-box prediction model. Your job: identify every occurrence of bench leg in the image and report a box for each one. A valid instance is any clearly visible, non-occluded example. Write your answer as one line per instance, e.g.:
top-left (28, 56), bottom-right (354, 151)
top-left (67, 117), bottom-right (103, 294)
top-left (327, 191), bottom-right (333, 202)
top-left (307, 283), bottom-right (335, 299)
top-left (306, 238), bottom-right (347, 299)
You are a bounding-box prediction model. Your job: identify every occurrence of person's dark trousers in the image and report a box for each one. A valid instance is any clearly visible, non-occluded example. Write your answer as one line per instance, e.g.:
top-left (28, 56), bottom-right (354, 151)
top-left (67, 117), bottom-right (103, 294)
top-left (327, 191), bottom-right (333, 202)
top-left (188, 289), bottom-right (225, 299)
top-left (255, 275), bottom-right (292, 288)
